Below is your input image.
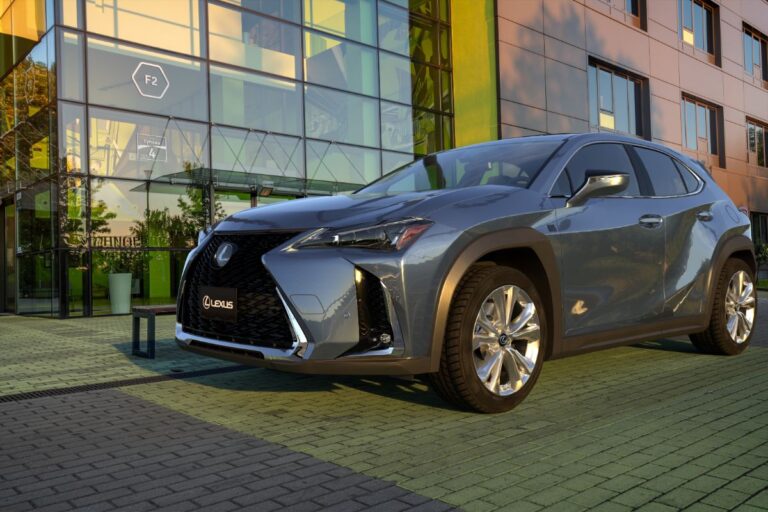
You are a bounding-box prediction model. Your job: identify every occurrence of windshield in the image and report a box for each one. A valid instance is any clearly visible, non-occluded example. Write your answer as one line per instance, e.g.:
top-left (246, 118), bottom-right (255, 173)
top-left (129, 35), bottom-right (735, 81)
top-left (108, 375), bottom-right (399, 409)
top-left (358, 139), bottom-right (564, 195)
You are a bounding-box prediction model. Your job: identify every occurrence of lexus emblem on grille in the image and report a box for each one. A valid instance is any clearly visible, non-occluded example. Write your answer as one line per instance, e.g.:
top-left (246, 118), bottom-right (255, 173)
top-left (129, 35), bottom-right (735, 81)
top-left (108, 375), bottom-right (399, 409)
top-left (214, 242), bottom-right (236, 267)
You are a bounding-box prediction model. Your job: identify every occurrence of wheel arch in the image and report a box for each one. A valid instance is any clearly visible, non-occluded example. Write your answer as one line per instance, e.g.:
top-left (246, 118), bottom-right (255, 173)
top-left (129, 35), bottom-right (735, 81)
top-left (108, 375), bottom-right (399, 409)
top-left (428, 228), bottom-right (563, 372)
top-left (702, 234), bottom-right (756, 326)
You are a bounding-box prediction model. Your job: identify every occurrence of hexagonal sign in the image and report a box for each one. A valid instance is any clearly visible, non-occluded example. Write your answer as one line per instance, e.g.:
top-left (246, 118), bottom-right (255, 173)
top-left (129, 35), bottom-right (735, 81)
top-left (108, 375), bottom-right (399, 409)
top-left (131, 62), bottom-right (169, 100)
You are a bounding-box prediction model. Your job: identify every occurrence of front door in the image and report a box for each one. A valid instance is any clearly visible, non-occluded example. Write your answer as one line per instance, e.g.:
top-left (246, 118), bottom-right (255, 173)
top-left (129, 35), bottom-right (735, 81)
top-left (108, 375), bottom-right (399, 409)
top-left (1, 199), bottom-right (15, 313)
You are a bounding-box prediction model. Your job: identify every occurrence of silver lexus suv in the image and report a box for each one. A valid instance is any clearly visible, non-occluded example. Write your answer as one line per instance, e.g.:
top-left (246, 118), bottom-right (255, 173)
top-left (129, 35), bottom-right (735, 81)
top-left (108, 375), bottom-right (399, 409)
top-left (177, 133), bottom-right (756, 413)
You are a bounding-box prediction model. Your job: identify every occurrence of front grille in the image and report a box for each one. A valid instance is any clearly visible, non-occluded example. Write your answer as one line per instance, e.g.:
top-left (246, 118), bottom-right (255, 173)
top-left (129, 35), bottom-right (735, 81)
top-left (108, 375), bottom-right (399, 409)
top-left (180, 232), bottom-right (300, 349)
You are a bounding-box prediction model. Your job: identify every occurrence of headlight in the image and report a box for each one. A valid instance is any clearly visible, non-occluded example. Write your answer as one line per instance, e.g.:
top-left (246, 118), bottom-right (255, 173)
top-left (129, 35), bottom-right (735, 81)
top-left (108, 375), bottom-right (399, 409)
top-left (295, 218), bottom-right (433, 251)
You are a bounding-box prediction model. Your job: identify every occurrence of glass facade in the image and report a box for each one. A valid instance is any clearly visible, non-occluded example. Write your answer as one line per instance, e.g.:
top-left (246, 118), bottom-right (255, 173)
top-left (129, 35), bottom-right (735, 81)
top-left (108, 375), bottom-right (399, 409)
top-left (0, 0), bottom-right (453, 317)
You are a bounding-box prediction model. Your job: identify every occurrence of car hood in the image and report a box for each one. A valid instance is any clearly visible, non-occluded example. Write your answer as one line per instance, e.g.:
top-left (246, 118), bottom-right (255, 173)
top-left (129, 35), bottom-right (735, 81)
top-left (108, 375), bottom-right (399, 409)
top-left (216, 186), bottom-right (535, 232)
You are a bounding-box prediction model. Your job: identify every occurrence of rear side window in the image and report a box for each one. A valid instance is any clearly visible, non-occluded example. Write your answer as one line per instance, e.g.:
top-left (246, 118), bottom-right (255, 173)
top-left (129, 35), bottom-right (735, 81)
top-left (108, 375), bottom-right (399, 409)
top-left (564, 143), bottom-right (640, 196)
top-left (634, 148), bottom-right (687, 196)
top-left (673, 160), bottom-right (701, 193)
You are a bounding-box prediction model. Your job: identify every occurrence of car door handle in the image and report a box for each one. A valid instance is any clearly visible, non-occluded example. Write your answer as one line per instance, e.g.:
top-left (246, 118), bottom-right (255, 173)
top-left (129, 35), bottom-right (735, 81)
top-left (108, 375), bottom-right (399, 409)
top-left (696, 210), bottom-right (713, 222)
top-left (638, 214), bottom-right (663, 228)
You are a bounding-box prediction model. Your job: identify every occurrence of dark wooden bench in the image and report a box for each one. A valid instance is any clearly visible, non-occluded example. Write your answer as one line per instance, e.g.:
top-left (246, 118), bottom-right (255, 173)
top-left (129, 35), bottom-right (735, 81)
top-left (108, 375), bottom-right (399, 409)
top-left (132, 305), bottom-right (177, 359)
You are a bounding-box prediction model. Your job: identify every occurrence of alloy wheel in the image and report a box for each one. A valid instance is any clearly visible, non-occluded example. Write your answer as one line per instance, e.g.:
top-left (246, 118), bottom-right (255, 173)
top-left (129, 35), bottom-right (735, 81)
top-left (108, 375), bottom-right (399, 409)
top-left (725, 270), bottom-right (756, 344)
top-left (472, 285), bottom-right (541, 396)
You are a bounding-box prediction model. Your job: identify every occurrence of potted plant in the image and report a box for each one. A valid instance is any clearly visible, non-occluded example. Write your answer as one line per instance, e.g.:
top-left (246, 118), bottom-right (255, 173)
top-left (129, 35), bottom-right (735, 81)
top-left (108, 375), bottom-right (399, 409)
top-left (100, 251), bottom-right (137, 314)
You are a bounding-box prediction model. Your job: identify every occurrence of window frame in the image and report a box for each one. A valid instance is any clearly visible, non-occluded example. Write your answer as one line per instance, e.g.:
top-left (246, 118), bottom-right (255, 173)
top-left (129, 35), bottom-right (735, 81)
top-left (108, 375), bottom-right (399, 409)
top-left (747, 118), bottom-right (768, 168)
top-left (679, 0), bottom-right (719, 62)
top-left (744, 24), bottom-right (768, 83)
top-left (588, 59), bottom-right (649, 139)
top-left (549, 141), bottom-right (704, 199)
top-left (681, 94), bottom-right (722, 164)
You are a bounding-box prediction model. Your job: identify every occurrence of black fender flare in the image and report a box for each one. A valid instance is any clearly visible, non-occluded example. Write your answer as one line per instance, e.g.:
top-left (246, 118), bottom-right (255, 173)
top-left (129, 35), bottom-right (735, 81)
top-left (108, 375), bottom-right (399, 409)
top-left (428, 228), bottom-right (562, 372)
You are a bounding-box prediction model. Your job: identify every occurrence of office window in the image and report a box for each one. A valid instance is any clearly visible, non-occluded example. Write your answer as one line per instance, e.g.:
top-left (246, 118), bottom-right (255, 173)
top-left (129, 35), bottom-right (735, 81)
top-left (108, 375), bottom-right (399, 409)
top-left (681, 96), bottom-right (718, 156)
top-left (588, 62), bottom-right (644, 137)
top-left (679, 0), bottom-right (715, 55)
top-left (747, 119), bottom-right (768, 168)
top-left (752, 212), bottom-right (768, 245)
top-left (744, 25), bottom-right (767, 81)
top-left (626, 0), bottom-right (639, 16)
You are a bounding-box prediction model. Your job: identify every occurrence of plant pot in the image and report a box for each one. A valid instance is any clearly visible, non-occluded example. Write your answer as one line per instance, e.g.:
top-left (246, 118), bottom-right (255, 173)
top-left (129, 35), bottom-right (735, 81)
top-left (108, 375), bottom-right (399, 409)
top-left (108, 273), bottom-right (132, 314)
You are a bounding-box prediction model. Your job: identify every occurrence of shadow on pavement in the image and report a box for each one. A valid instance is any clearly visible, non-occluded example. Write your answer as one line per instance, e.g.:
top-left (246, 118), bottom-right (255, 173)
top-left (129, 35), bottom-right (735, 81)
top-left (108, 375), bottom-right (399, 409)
top-left (632, 337), bottom-right (699, 353)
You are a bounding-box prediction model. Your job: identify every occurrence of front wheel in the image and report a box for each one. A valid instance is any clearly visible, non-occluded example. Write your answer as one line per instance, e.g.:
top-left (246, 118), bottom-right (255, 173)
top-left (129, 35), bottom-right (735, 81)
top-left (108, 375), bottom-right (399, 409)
top-left (429, 264), bottom-right (548, 413)
top-left (690, 258), bottom-right (756, 355)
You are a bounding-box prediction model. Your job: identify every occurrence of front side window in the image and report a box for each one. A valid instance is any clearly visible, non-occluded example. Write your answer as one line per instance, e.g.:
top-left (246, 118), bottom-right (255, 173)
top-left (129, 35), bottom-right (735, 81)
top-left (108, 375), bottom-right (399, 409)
top-left (747, 119), bottom-right (768, 168)
top-left (681, 96), bottom-right (718, 156)
top-left (634, 147), bottom-right (687, 197)
top-left (358, 139), bottom-right (563, 195)
top-left (744, 26), bottom-right (767, 81)
top-left (679, 0), bottom-right (715, 55)
top-left (564, 143), bottom-right (640, 196)
top-left (588, 62), bottom-right (644, 137)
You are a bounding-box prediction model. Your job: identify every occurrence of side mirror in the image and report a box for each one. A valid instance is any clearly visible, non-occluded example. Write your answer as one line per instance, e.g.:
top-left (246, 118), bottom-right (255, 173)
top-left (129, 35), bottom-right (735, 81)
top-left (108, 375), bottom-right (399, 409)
top-left (566, 171), bottom-right (630, 208)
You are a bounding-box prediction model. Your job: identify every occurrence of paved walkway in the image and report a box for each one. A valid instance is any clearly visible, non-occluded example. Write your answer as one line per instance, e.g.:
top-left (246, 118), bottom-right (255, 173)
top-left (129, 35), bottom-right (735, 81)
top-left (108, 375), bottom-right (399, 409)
top-left (1, 308), bottom-right (767, 511)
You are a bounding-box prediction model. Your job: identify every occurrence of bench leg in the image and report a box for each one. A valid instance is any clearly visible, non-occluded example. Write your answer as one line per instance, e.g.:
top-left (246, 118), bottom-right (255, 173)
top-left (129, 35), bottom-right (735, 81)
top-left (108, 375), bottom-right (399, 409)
top-left (147, 314), bottom-right (156, 359)
top-left (132, 315), bottom-right (141, 356)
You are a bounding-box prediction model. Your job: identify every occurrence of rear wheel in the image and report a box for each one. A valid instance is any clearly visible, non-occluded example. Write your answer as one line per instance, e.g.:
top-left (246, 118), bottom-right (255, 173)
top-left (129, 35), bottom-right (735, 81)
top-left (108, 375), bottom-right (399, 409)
top-left (429, 264), bottom-right (548, 413)
top-left (690, 258), bottom-right (756, 355)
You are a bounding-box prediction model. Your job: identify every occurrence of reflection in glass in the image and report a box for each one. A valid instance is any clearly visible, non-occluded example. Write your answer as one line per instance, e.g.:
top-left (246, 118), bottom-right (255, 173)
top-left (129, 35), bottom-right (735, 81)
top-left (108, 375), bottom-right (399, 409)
top-left (59, 175), bottom-right (87, 248)
top-left (304, 30), bottom-right (378, 96)
top-left (16, 107), bottom-right (51, 188)
top-left (17, 180), bottom-right (54, 253)
top-left (87, 37), bottom-right (208, 121)
top-left (11, 0), bottom-right (47, 63)
top-left (381, 101), bottom-right (414, 153)
top-left (382, 150), bottom-right (414, 175)
top-left (59, 102), bottom-right (85, 174)
top-left (0, 71), bottom-right (14, 134)
top-left (63, 250), bottom-right (87, 316)
top-left (220, 0), bottom-right (300, 23)
top-left (210, 64), bottom-right (302, 136)
top-left (88, 107), bottom-right (210, 181)
top-left (305, 85), bottom-right (379, 147)
top-left (412, 62), bottom-right (439, 110)
top-left (598, 68), bottom-right (613, 112)
top-left (14, 33), bottom-right (54, 125)
top-left (85, 0), bottom-right (205, 57)
top-left (378, 2), bottom-right (409, 56)
top-left (413, 108), bottom-right (438, 155)
top-left (16, 251), bottom-right (55, 315)
top-left (211, 126), bottom-right (304, 185)
top-left (59, 0), bottom-right (82, 28)
top-left (209, 3), bottom-right (301, 80)
top-left (303, 0), bottom-right (376, 46)
top-left (215, 189), bottom-right (251, 219)
top-left (613, 75), bottom-right (628, 134)
top-left (410, 17), bottom-right (437, 65)
top-left (306, 139), bottom-right (380, 188)
top-left (684, 99), bottom-right (697, 150)
top-left (0, 133), bottom-right (15, 196)
top-left (58, 29), bottom-right (84, 101)
top-left (379, 52), bottom-right (412, 104)
top-left (745, 32), bottom-right (754, 76)
top-left (91, 250), bottom-right (188, 315)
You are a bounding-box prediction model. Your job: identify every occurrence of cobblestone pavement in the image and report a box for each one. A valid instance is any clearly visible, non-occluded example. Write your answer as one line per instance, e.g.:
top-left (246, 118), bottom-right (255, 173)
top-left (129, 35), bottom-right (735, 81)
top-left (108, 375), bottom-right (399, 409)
top-left (1, 301), bottom-right (768, 511)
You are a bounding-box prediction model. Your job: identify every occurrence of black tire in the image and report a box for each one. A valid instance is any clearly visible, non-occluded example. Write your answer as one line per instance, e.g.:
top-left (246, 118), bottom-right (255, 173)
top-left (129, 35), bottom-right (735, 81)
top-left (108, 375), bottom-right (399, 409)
top-left (428, 263), bottom-right (549, 413)
top-left (690, 258), bottom-right (756, 355)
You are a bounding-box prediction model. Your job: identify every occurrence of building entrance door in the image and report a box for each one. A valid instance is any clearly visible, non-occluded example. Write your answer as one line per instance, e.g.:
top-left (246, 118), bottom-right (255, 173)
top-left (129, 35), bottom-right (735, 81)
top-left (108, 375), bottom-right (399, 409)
top-left (1, 198), bottom-right (15, 313)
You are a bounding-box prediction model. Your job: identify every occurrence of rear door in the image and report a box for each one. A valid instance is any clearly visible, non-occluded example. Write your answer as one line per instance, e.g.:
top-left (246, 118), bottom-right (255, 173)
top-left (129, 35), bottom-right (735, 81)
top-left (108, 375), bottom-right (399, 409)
top-left (629, 147), bottom-right (712, 318)
top-left (550, 143), bottom-right (666, 338)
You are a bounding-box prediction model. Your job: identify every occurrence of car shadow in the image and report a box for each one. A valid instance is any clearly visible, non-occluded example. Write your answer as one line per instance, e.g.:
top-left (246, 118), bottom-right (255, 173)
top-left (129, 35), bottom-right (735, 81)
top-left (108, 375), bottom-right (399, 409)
top-left (631, 337), bottom-right (699, 353)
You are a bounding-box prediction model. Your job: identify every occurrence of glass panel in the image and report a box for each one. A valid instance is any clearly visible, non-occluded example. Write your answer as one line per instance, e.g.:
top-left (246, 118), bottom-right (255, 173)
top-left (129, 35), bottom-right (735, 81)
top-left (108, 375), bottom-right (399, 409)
top-left (214, 189), bottom-right (251, 219)
top-left (14, 35), bottom-right (53, 124)
top-left (590, 66), bottom-right (601, 127)
top-left (92, 250), bottom-right (187, 315)
top-left (748, 122), bottom-right (756, 153)
top-left (210, 65), bottom-right (302, 136)
top-left (208, 3), bottom-right (301, 80)
top-left (304, 30), bottom-right (378, 96)
top-left (88, 107), bottom-right (210, 181)
top-left (381, 101), bottom-right (413, 153)
top-left (696, 104), bottom-right (707, 139)
top-left (3, 202), bottom-right (15, 311)
top-left (16, 107), bottom-right (52, 188)
top-left (757, 125), bottom-right (765, 167)
top-left (17, 180), bottom-right (53, 253)
top-left (87, 36), bottom-right (208, 121)
top-left (382, 150), bottom-right (413, 174)
top-left (306, 139), bottom-right (380, 188)
top-left (613, 75), bottom-right (629, 134)
top-left (59, 29), bottom-right (84, 102)
top-left (412, 62), bottom-right (439, 110)
top-left (441, 114), bottom-right (452, 150)
top-left (211, 125), bottom-right (304, 187)
top-left (409, 0), bottom-right (437, 19)
top-left (745, 32), bottom-right (753, 75)
top-left (704, 7), bottom-right (713, 53)
top-left (413, 108), bottom-right (438, 155)
top-left (11, 0), bottom-right (47, 64)
top-left (0, 62), bottom-right (15, 134)
top-left (682, 0), bottom-right (692, 30)
top-left (440, 69), bottom-right (451, 113)
top-left (410, 16), bottom-right (437, 65)
top-left (16, 252), bottom-right (54, 315)
top-left (598, 68), bottom-right (613, 112)
top-left (85, 0), bottom-right (205, 57)
top-left (219, 0), bottom-right (300, 23)
top-left (0, 9), bottom-right (13, 78)
top-left (684, 100), bottom-right (697, 150)
top-left (693, 2), bottom-right (704, 50)
top-left (0, 133), bottom-right (15, 196)
top-left (59, 101), bottom-right (86, 174)
top-left (59, 0), bottom-right (82, 28)
top-left (90, 178), bottom-right (206, 249)
top-left (439, 25), bottom-right (450, 66)
top-left (378, 1), bottom-right (409, 57)
top-left (60, 175), bottom-right (87, 248)
top-left (708, 106), bottom-right (717, 154)
top-left (380, 52), bottom-right (412, 104)
top-left (754, 36), bottom-right (762, 67)
top-left (635, 147), bottom-right (687, 196)
top-left (63, 250), bottom-right (87, 316)
top-left (628, 80), bottom-right (639, 135)
top-left (303, 0), bottom-right (376, 46)
top-left (305, 85), bottom-right (379, 147)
